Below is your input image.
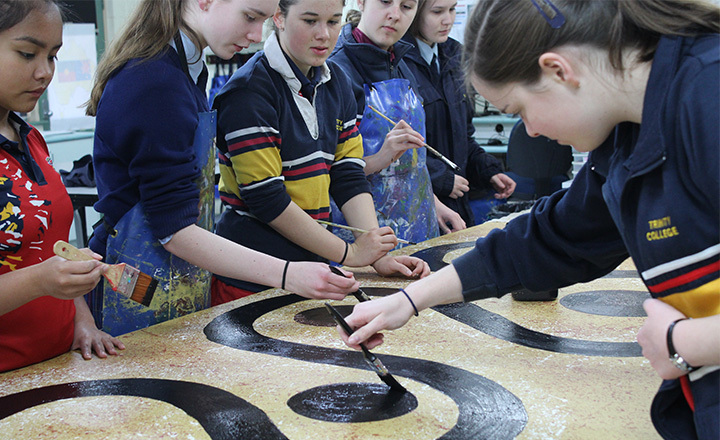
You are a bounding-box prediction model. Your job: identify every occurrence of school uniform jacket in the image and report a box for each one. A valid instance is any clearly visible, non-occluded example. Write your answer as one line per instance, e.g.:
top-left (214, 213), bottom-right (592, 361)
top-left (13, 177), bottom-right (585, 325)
top-left (211, 33), bottom-right (368, 292)
top-left (402, 35), bottom-right (503, 226)
top-left (90, 46), bottom-right (207, 254)
top-left (452, 35), bottom-right (719, 438)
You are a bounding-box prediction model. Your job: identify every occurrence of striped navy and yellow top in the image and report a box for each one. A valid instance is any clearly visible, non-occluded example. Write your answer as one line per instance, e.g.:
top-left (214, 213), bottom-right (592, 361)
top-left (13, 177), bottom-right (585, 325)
top-left (211, 33), bottom-right (370, 291)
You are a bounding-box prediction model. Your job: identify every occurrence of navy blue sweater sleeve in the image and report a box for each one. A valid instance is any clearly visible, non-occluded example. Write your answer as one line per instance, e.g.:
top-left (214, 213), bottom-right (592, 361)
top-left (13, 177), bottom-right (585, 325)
top-left (93, 51), bottom-right (202, 242)
top-left (453, 159), bottom-right (629, 301)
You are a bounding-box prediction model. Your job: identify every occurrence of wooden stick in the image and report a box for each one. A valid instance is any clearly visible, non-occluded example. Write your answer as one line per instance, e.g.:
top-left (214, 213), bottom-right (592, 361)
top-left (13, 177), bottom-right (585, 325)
top-left (316, 220), bottom-right (416, 245)
top-left (367, 105), bottom-right (461, 172)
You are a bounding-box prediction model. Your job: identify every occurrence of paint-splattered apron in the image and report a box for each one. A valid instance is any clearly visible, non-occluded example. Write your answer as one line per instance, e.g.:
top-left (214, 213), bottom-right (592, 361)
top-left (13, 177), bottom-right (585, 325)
top-left (100, 111), bottom-right (215, 335)
top-left (101, 34), bottom-right (215, 335)
top-left (332, 79), bottom-right (438, 246)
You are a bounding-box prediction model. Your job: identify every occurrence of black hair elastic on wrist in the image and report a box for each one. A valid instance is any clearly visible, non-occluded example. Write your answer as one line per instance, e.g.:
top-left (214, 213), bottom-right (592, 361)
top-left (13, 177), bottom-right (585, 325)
top-left (338, 241), bottom-right (349, 265)
top-left (400, 288), bottom-right (419, 316)
top-left (281, 260), bottom-right (290, 290)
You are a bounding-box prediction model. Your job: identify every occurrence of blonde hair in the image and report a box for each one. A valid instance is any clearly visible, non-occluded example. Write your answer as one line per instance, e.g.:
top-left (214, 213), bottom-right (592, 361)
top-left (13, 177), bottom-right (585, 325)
top-left (86, 0), bottom-right (202, 116)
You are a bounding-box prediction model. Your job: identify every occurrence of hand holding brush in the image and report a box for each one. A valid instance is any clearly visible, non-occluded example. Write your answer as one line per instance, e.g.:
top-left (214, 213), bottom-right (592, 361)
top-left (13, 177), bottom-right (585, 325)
top-left (368, 105), bottom-right (461, 172)
top-left (53, 240), bottom-right (157, 307)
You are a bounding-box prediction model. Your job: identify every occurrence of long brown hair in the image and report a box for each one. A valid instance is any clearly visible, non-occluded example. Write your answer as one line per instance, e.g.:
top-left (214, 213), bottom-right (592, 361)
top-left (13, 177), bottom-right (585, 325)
top-left (85, 0), bottom-right (203, 116)
top-left (464, 0), bottom-right (720, 87)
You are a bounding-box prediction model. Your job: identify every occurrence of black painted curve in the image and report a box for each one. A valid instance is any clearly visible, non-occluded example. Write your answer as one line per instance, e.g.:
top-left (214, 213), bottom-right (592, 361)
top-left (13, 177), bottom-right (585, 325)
top-left (0, 378), bottom-right (287, 440)
top-left (411, 243), bottom-right (475, 271)
top-left (412, 243), bottom-right (642, 356)
top-left (560, 290), bottom-right (650, 317)
top-left (434, 303), bottom-right (642, 357)
top-left (204, 295), bottom-right (528, 440)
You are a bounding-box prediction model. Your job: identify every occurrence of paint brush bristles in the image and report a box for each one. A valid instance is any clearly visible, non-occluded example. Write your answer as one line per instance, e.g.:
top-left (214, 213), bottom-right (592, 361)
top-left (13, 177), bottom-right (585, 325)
top-left (367, 105), bottom-right (462, 172)
top-left (53, 240), bottom-right (157, 307)
top-left (316, 220), bottom-right (416, 246)
top-left (325, 303), bottom-right (407, 393)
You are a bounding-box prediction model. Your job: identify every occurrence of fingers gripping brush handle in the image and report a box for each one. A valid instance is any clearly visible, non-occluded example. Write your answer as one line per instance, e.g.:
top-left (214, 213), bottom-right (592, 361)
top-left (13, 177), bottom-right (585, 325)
top-left (53, 240), bottom-right (157, 307)
top-left (325, 303), bottom-right (406, 393)
top-left (328, 265), bottom-right (372, 302)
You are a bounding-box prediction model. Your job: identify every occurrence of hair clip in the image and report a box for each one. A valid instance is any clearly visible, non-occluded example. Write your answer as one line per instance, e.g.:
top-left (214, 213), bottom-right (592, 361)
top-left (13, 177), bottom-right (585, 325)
top-left (530, 0), bottom-right (566, 29)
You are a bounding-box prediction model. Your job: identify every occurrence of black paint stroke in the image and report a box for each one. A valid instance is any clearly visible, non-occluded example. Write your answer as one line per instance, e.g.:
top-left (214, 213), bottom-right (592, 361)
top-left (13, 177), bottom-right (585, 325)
top-left (0, 378), bottom-right (287, 440)
top-left (287, 382), bottom-right (417, 423)
top-left (412, 243), bottom-right (642, 356)
top-left (411, 243), bottom-right (475, 272)
top-left (560, 290), bottom-right (650, 317)
top-left (205, 295), bottom-right (527, 440)
top-left (434, 303), bottom-right (642, 357)
top-left (294, 305), bottom-right (354, 327)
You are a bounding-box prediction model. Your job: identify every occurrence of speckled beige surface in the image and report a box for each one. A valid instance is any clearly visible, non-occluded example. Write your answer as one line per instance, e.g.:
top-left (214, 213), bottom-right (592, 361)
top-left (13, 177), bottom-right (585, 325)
top-left (0, 219), bottom-right (662, 439)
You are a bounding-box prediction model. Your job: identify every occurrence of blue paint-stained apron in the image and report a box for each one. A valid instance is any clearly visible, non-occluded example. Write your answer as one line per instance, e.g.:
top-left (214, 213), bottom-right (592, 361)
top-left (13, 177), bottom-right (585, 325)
top-left (101, 111), bottom-right (216, 335)
top-left (332, 79), bottom-right (438, 246)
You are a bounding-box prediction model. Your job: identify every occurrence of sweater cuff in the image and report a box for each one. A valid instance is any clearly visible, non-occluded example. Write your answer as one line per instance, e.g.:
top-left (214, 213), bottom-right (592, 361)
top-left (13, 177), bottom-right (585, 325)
top-left (451, 244), bottom-right (500, 301)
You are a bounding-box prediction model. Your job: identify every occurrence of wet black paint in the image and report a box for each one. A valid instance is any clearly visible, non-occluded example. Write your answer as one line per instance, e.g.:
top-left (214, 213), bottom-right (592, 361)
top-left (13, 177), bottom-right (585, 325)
top-left (358, 287), bottom-right (397, 297)
top-left (287, 382), bottom-right (417, 423)
top-left (434, 302), bottom-right (642, 357)
top-left (411, 243), bottom-right (475, 271)
top-left (294, 305), bottom-right (354, 327)
top-left (412, 243), bottom-right (643, 356)
top-left (205, 295), bottom-right (528, 439)
top-left (0, 378), bottom-right (287, 440)
top-left (560, 290), bottom-right (650, 317)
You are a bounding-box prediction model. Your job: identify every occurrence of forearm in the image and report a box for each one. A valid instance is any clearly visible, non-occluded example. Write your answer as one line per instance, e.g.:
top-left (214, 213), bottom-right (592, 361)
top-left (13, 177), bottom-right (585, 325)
top-left (73, 296), bottom-right (95, 326)
top-left (268, 203), bottom-right (347, 263)
top-left (672, 315), bottom-right (720, 367)
top-left (0, 266), bottom-right (44, 316)
top-left (340, 193), bottom-right (379, 233)
top-left (163, 224), bottom-right (287, 288)
top-left (403, 264), bottom-right (464, 311)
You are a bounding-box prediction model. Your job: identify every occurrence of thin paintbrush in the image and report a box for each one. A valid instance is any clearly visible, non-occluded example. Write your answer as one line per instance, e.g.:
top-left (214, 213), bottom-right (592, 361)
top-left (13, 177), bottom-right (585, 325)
top-left (367, 105), bottom-right (462, 172)
top-left (316, 219), bottom-right (416, 246)
top-left (53, 240), bottom-right (157, 307)
top-left (325, 302), bottom-right (406, 393)
top-left (328, 265), bottom-right (371, 302)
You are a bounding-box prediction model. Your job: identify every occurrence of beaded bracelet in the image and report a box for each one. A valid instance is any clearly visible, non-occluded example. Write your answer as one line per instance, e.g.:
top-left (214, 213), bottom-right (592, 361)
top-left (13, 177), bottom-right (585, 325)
top-left (281, 260), bottom-right (290, 290)
top-left (399, 288), bottom-right (419, 316)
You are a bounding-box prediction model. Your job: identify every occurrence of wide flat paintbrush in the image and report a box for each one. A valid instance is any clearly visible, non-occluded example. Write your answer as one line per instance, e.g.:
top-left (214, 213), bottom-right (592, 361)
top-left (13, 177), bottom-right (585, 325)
top-left (367, 105), bottom-right (462, 172)
top-left (315, 219), bottom-right (416, 246)
top-left (325, 302), bottom-right (406, 393)
top-left (53, 240), bottom-right (157, 307)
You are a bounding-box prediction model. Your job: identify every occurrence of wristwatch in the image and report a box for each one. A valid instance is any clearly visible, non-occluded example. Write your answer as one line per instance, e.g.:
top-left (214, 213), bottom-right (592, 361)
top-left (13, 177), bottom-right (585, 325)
top-left (666, 318), bottom-right (697, 373)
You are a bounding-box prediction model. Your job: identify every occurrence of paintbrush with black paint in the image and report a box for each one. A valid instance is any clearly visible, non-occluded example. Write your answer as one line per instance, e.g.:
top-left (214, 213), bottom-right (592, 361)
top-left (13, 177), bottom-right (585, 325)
top-left (54, 240), bottom-right (157, 307)
top-left (325, 302), bottom-right (406, 393)
top-left (328, 265), bottom-right (371, 302)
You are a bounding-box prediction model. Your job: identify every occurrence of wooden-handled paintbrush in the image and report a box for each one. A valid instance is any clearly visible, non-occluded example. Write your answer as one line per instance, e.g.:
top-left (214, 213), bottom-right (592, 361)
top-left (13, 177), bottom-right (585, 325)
top-left (53, 240), bottom-right (157, 307)
top-left (367, 105), bottom-right (462, 172)
top-left (316, 220), bottom-right (416, 246)
top-left (325, 302), bottom-right (406, 393)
